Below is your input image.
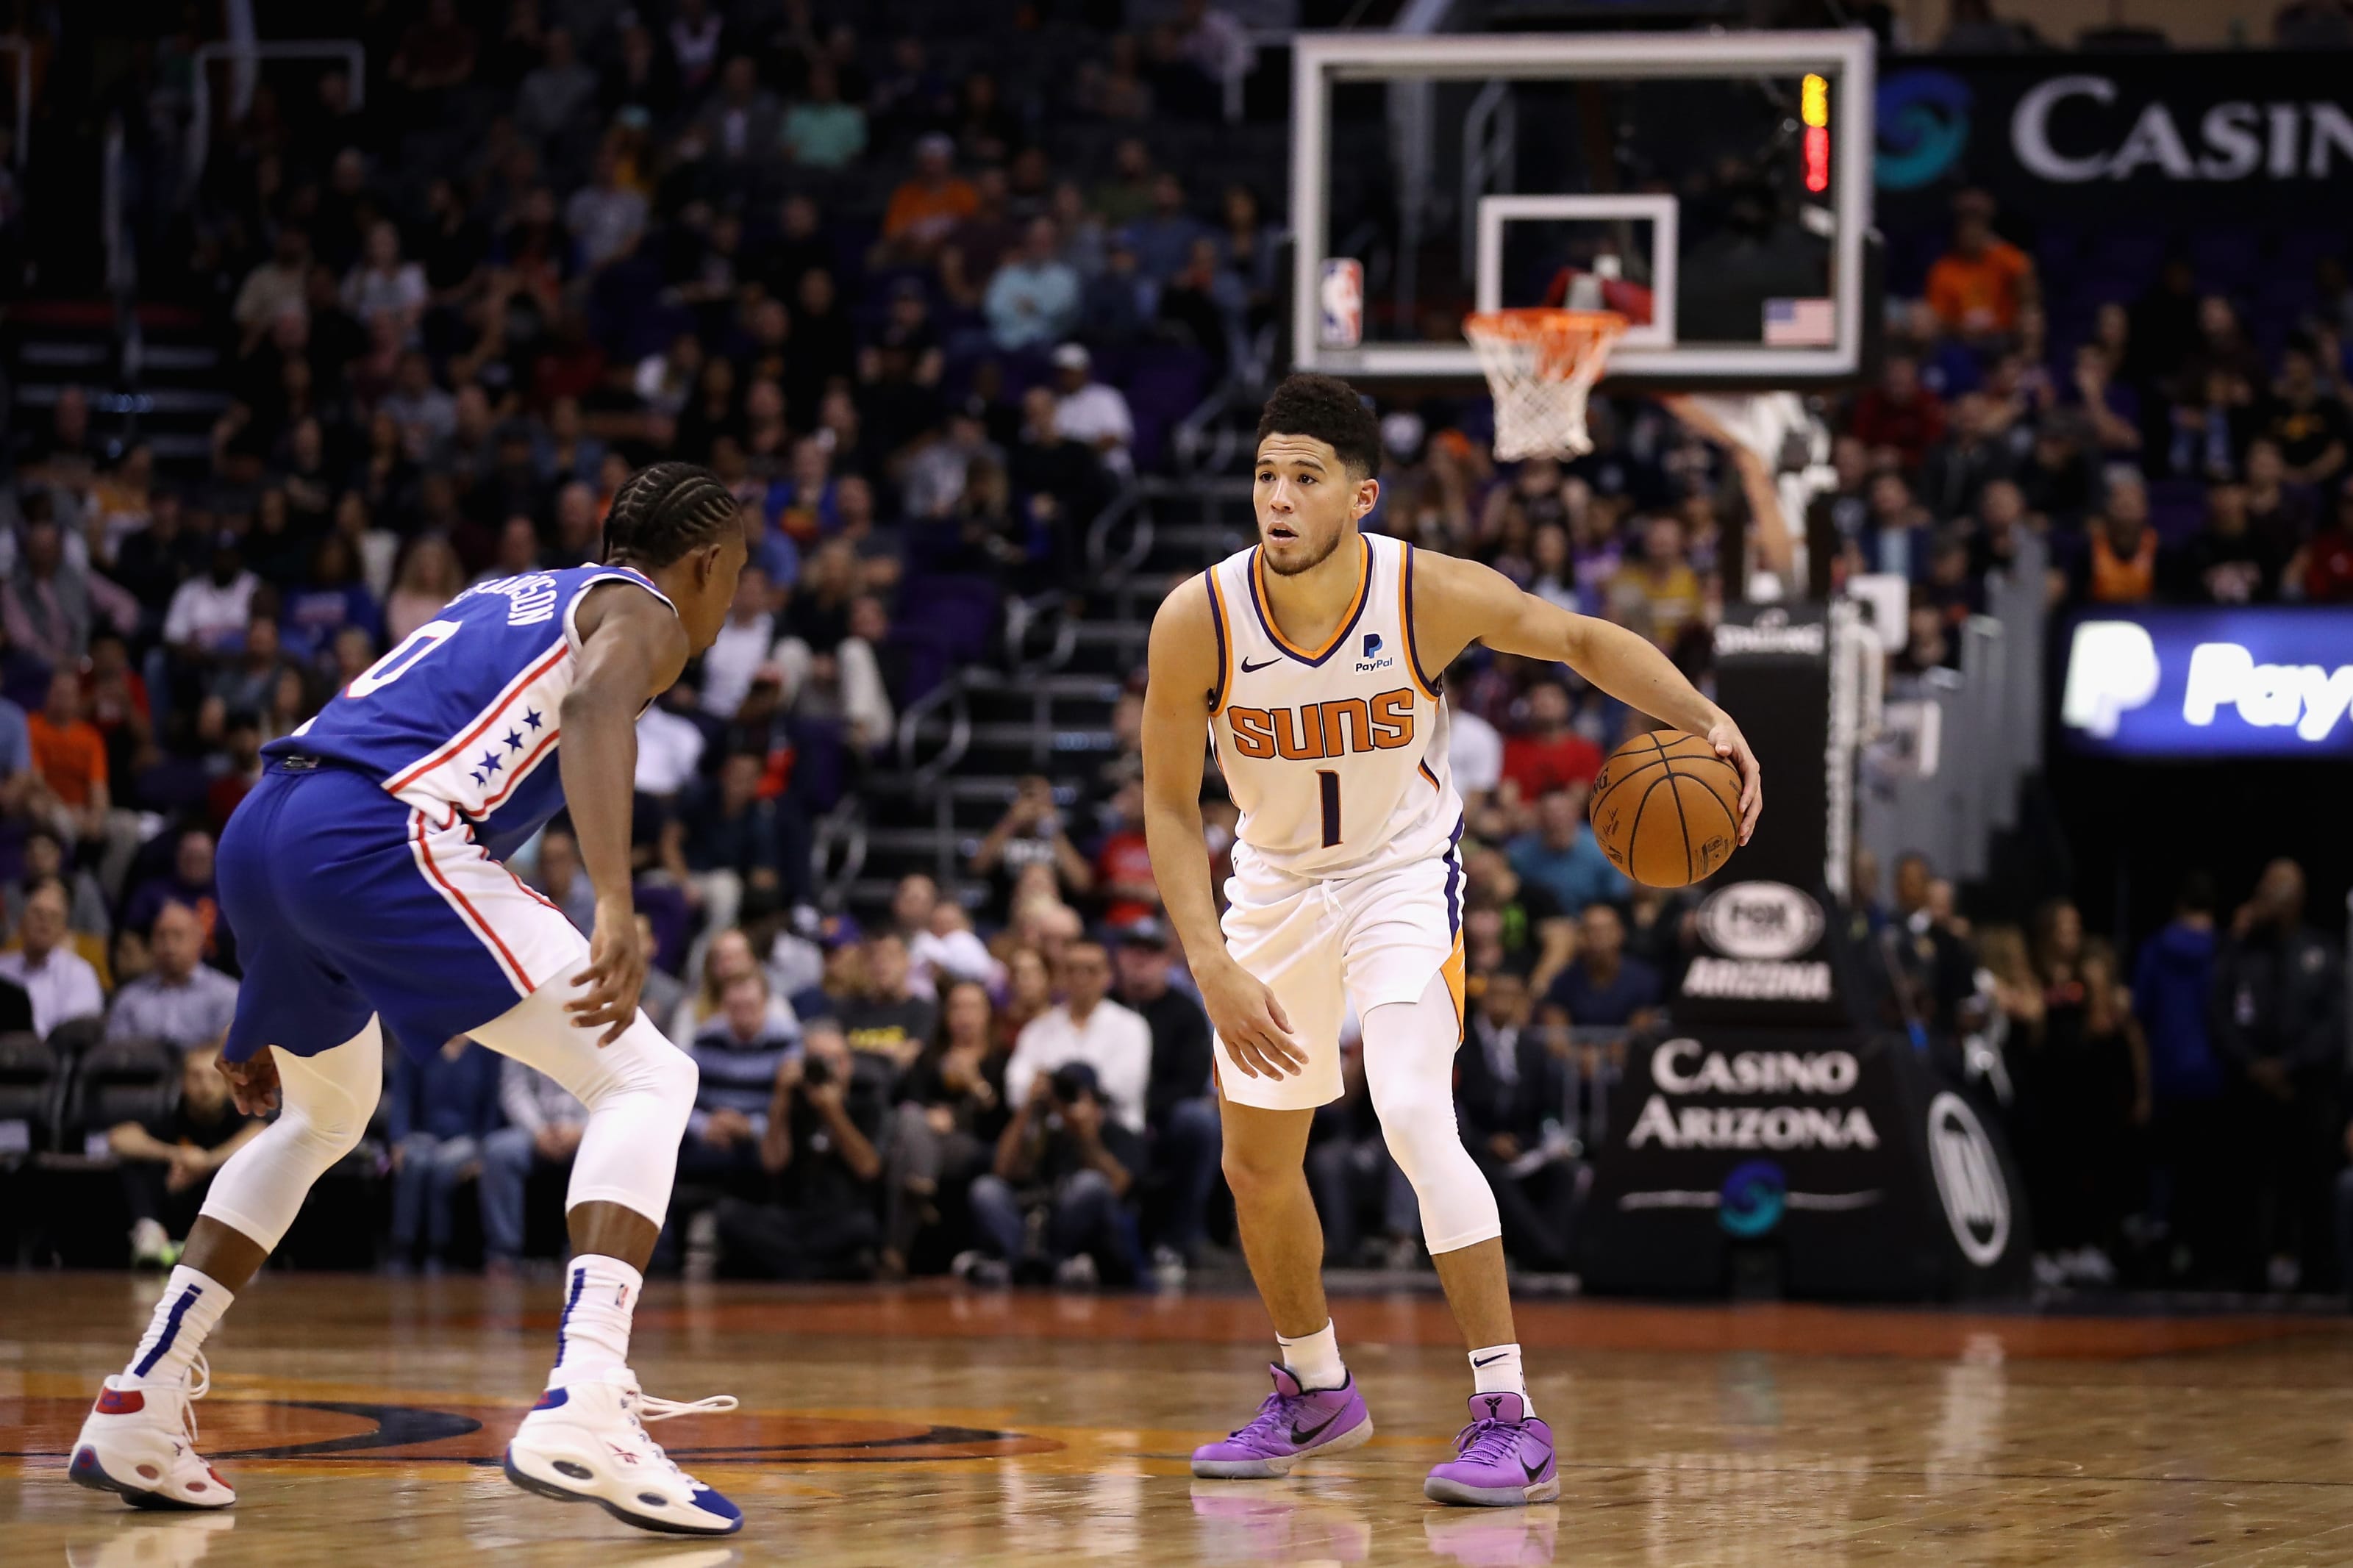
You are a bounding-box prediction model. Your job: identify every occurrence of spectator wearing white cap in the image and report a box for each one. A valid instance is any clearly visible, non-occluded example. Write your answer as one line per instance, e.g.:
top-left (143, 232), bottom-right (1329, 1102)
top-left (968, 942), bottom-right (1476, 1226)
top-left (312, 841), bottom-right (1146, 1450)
top-left (1051, 344), bottom-right (1135, 477)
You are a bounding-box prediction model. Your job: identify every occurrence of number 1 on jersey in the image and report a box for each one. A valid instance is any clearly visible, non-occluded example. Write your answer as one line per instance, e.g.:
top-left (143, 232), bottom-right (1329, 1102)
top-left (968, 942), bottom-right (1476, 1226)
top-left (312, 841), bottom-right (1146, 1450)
top-left (1316, 769), bottom-right (1341, 848)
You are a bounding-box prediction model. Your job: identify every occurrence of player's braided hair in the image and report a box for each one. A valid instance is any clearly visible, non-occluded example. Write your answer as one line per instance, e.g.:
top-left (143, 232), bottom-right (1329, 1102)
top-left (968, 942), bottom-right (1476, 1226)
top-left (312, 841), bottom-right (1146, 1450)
top-left (601, 462), bottom-right (741, 568)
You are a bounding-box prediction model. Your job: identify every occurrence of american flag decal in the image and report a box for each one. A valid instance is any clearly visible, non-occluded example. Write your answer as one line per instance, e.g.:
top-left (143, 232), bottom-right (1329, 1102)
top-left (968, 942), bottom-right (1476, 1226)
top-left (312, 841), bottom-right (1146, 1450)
top-left (1763, 298), bottom-right (1836, 347)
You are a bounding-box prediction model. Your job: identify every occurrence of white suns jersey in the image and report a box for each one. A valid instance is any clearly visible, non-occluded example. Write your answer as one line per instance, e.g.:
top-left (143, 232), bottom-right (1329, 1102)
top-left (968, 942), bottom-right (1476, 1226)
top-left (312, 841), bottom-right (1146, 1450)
top-left (1204, 532), bottom-right (1460, 879)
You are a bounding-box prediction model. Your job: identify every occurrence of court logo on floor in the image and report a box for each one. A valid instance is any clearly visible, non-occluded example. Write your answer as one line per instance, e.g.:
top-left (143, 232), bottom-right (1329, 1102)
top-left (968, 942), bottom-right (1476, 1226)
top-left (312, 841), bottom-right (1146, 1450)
top-left (7, 1398), bottom-right (1061, 1467)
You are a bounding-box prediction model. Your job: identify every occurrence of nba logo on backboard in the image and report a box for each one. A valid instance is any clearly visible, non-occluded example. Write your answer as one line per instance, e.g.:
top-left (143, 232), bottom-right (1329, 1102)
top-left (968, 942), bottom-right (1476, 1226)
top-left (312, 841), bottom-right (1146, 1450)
top-left (1319, 259), bottom-right (1363, 348)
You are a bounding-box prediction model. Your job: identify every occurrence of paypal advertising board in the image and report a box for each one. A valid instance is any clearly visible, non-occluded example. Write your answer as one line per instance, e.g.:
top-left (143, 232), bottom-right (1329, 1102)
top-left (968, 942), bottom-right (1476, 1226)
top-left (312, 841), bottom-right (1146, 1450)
top-left (2059, 609), bottom-right (2353, 758)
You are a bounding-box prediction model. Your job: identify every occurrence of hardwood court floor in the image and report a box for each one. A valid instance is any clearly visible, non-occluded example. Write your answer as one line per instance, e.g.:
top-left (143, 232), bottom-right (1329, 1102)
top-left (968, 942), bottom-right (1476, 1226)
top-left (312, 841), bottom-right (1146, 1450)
top-left (7, 1273), bottom-right (2353, 1566)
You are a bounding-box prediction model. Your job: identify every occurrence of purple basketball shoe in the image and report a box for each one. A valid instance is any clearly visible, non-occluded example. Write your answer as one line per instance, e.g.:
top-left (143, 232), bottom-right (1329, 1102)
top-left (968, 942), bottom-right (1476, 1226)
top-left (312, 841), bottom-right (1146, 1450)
top-left (1190, 1364), bottom-right (1374, 1478)
top-left (1423, 1392), bottom-right (1558, 1506)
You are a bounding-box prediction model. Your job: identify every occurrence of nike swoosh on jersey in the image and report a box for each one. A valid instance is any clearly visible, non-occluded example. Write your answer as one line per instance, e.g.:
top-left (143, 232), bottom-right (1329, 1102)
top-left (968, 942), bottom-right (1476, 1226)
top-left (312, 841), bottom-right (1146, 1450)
top-left (1240, 655), bottom-right (1283, 673)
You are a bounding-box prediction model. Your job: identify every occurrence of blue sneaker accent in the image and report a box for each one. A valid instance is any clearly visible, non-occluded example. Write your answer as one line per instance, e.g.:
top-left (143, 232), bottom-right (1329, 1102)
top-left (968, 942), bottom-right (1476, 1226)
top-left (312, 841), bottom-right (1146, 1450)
top-left (552, 1268), bottom-right (585, 1370)
top-left (131, 1285), bottom-right (203, 1379)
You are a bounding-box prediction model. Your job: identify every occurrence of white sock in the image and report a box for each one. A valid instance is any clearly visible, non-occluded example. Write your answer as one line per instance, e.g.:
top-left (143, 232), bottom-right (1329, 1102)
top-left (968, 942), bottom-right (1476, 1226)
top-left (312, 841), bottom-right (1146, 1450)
top-left (548, 1254), bottom-right (641, 1389)
top-left (1276, 1320), bottom-right (1347, 1392)
top-left (124, 1266), bottom-right (233, 1386)
top-left (1470, 1342), bottom-right (1532, 1414)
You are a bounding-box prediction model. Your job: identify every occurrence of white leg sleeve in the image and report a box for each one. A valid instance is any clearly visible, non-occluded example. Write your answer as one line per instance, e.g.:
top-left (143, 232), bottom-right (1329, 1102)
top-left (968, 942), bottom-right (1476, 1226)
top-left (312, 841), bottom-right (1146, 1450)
top-left (470, 960), bottom-right (699, 1228)
top-left (199, 1019), bottom-right (385, 1253)
top-left (1363, 970), bottom-right (1500, 1256)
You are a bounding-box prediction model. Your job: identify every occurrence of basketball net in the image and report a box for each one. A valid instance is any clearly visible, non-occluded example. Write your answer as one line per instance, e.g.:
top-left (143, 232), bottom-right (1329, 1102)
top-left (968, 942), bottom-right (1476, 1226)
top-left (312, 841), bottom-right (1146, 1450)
top-left (1463, 308), bottom-right (1627, 462)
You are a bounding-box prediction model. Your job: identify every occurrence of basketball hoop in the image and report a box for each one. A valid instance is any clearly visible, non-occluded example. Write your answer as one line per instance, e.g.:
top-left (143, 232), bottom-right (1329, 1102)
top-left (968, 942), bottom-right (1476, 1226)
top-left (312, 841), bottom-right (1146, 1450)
top-left (1463, 309), bottom-right (1627, 462)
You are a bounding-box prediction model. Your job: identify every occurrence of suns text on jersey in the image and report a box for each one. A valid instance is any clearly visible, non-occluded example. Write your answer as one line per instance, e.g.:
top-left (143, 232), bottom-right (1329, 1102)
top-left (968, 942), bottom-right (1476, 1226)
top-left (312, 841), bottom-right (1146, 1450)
top-left (1224, 690), bottom-right (1418, 759)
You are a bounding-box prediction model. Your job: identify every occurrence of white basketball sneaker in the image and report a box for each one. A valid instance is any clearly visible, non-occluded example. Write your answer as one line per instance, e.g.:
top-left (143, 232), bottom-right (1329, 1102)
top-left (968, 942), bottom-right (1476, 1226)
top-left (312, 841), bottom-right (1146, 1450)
top-left (68, 1355), bottom-right (235, 1511)
top-left (502, 1372), bottom-right (741, 1536)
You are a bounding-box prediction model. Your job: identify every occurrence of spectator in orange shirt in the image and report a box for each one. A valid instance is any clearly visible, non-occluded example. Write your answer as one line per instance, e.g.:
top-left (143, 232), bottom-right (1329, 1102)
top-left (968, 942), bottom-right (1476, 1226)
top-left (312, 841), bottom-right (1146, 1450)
top-left (26, 669), bottom-right (110, 840)
top-left (1925, 189), bottom-right (2036, 342)
top-left (880, 134), bottom-right (978, 262)
top-left (2080, 479), bottom-right (2159, 605)
top-left (25, 667), bottom-right (144, 895)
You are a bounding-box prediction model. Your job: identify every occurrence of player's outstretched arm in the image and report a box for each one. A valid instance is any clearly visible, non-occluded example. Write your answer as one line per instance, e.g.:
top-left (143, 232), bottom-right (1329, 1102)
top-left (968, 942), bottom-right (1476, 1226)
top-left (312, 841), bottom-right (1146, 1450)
top-left (561, 583), bottom-right (692, 1042)
top-left (1140, 576), bottom-right (1304, 1080)
top-left (1660, 395), bottom-right (1794, 581)
top-left (1417, 551), bottom-right (1761, 843)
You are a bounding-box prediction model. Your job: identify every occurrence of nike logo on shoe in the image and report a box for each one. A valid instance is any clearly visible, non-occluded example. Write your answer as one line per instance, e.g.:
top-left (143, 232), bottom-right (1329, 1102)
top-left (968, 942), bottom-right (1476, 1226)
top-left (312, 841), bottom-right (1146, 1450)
top-left (1521, 1455), bottom-right (1549, 1484)
top-left (1289, 1409), bottom-right (1346, 1446)
top-left (1240, 656), bottom-right (1282, 673)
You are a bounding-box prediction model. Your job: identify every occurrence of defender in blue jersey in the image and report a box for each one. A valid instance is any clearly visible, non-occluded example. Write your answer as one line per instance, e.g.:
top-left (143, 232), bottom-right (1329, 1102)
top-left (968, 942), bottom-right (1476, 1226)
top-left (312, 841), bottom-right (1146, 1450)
top-left (71, 464), bottom-right (753, 1536)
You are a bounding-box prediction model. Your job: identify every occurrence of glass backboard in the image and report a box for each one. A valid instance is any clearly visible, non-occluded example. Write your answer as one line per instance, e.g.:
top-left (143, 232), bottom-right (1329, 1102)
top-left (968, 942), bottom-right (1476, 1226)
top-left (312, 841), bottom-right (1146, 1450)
top-left (1291, 30), bottom-right (1876, 385)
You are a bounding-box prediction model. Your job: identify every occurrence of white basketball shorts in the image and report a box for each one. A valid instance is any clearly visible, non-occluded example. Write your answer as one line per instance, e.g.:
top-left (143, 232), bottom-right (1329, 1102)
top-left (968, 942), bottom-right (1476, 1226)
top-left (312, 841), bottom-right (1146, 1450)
top-left (1213, 831), bottom-right (1466, 1112)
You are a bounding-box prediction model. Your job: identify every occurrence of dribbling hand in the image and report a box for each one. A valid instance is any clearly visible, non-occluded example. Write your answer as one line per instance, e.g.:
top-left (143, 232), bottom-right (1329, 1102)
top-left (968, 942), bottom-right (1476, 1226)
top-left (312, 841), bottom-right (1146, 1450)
top-left (569, 898), bottom-right (649, 1045)
top-left (1707, 716), bottom-right (1764, 845)
top-left (1199, 959), bottom-right (1307, 1081)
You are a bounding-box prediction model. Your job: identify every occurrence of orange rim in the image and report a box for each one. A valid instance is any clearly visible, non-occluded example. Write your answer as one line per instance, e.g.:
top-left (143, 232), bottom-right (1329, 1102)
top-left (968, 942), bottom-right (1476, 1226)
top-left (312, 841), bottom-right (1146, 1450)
top-left (1462, 308), bottom-right (1628, 381)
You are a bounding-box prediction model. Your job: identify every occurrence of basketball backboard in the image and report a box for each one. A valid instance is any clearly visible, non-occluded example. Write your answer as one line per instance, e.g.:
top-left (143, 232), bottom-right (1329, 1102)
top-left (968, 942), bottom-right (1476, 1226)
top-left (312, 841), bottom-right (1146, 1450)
top-left (1290, 29), bottom-right (1877, 387)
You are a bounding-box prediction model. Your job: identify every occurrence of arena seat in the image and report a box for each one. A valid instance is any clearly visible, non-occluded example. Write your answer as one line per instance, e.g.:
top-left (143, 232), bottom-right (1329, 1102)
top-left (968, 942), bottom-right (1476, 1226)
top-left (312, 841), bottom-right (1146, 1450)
top-left (61, 1037), bottom-right (179, 1147)
top-left (43, 1015), bottom-right (106, 1074)
top-left (0, 1033), bottom-right (61, 1159)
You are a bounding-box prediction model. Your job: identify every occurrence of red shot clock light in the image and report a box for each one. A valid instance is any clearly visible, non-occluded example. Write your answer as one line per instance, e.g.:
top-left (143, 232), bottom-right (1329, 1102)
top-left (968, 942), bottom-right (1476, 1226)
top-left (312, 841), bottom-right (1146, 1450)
top-left (1802, 73), bottom-right (1831, 194)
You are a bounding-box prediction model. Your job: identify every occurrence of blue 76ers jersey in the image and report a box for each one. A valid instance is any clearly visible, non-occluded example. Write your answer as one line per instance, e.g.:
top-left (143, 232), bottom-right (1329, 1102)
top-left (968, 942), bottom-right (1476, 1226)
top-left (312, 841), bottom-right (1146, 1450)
top-left (265, 565), bottom-right (675, 859)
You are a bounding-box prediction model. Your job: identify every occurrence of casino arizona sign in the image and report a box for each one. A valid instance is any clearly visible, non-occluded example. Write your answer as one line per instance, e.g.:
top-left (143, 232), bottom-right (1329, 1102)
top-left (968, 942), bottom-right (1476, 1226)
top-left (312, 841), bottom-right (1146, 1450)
top-left (1625, 1041), bottom-right (1880, 1152)
top-left (2013, 74), bottom-right (2353, 185)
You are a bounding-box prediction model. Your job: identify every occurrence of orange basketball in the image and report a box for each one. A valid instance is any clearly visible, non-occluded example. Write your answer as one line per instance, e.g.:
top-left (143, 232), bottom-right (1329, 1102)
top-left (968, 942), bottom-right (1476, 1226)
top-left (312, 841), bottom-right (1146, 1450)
top-left (1587, 730), bottom-right (1742, 889)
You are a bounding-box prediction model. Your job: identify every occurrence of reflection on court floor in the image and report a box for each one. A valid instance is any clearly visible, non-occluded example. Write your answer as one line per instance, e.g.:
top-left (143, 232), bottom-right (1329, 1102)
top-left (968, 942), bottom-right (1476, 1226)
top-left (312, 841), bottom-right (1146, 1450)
top-left (7, 1274), bottom-right (2353, 1566)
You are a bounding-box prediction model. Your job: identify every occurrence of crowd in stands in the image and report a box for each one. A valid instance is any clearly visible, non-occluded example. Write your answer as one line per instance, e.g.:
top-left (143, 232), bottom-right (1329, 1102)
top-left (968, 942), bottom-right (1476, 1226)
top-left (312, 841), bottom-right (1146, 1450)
top-left (0, 0), bottom-right (1263, 1277)
top-left (1816, 189), bottom-right (2353, 620)
top-left (1810, 185), bottom-right (2353, 1290)
top-left (5, 2), bottom-right (2352, 1296)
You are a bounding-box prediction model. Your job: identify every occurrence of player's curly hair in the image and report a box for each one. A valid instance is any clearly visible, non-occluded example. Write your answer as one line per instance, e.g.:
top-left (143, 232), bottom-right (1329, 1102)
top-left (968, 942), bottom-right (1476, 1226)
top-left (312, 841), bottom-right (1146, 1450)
top-left (1257, 372), bottom-right (1382, 480)
top-left (601, 462), bottom-right (742, 567)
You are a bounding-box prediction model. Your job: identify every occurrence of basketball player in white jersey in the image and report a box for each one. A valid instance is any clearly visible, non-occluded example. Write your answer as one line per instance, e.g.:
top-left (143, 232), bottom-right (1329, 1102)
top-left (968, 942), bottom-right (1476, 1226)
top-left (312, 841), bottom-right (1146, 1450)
top-left (1148, 373), bottom-right (1760, 1506)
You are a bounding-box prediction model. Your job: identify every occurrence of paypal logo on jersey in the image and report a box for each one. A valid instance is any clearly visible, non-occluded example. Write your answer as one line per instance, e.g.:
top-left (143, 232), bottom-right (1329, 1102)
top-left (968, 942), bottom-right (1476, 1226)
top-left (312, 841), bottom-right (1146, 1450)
top-left (1877, 71), bottom-right (1971, 190)
top-left (1355, 631), bottom-right (1393, 673)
